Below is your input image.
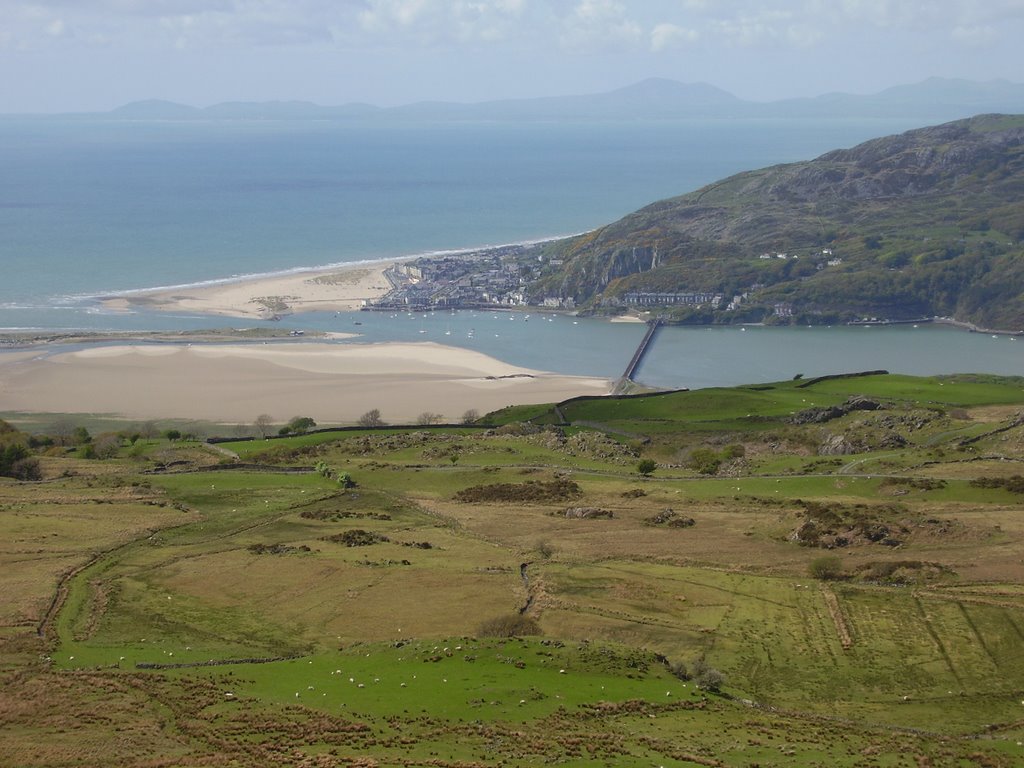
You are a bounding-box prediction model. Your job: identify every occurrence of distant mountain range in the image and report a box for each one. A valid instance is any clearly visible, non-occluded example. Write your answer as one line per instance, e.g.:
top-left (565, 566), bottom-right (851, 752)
top-left (530, 114), bottom-right (1024, 331)
top-left (83, 77), bottom-right (1024, 122)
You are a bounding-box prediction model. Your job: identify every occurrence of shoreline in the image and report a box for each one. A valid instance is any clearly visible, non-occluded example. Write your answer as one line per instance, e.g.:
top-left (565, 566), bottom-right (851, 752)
top-left (95, 235), bottom-right (578, 321)
top-left (932, 316), bottom-right (1024, 337)
top-left (0, 328), bottom-right (354, 349)
top-left (0, 340), bottom-right (612, 424)
top-left (100, 260), bottom-right (399, 320)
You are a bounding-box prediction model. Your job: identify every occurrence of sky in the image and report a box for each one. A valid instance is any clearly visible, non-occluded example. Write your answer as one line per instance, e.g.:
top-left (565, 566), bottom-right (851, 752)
top-left (2, 0), bottom-right (1024, 112)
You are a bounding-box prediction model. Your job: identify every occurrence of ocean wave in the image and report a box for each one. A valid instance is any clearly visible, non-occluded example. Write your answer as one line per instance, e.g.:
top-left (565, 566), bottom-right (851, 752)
top-left (0, 302), bottom-right (50, 310)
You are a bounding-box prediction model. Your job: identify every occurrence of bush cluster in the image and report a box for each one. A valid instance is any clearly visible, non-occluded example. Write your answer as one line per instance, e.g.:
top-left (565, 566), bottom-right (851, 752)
top-left (322, 529), bottom-right (388, 547)
top-left (477, 614), bottom-right (542, 638)
top-left (970, 475), bottom-right (1024, 493)
top-left (808, 555), bottom-right (845, 581)
top-left (0, 443), bottom-right (40, 480)
top-left (454, 478), bottom-right (582, 504)
top-left (668, 658), bottom-right (725, 691)
top-left (685, 444), bottom-right (745, 476)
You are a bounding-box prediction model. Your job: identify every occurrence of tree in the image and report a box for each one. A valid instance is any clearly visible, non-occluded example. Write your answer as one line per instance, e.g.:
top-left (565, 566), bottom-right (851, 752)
top-left (637, 458), bottom-right (657, 476)
top-left (416, 412), bottom-right (442, 426)
top-left (358, 409), bottom-right (384, 428)
top-left (93, 433), bottom-right (122, 459)
top-left (254, 414), bottom-right (274, 439)
top-left (163, 429), bottom-right (181, 442)
top-left (50, 418), bottom-right (76, 446)
top-left (287, 416), bottom-right (316, 434)
top-left (461, 408), bottom-right (480, 425)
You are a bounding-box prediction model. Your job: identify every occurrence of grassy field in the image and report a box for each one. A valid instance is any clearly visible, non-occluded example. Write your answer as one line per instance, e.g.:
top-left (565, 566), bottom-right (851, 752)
top-left (3, 373), bottom-right (1024, 765)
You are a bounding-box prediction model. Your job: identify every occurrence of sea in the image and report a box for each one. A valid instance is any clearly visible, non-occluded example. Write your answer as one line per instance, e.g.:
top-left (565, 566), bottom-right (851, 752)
top-left (2, 114), bottom-right (1021, 390)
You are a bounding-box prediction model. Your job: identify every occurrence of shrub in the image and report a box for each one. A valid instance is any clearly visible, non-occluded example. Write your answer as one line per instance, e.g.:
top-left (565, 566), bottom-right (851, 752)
top-left (322, 529), bottom-right (388, 547)
top-left (636, 458), bottom-right (657, 476)
top-left (970, 475), bottom-right (1024, 494)
top-left (669, 660), bottom-right (689, 681)
top-left (9, 458), bottom-right (42, 481)
top-left (454, 478), bottom-right (582, 504)
top-left (477, 614), bottom-right (542, 638)
top-left (687, 448), bottom-right (722, 475)
top-left (809, 555), bottom-right (845, 581)
top-left (0, 444), bottom-right (42, 481)
top-left (0, 443), bottom-right (29, 475)
top-left (691, 659), bottom-right (724, 691)
top-left (722, 443), bottom-right (746, 460)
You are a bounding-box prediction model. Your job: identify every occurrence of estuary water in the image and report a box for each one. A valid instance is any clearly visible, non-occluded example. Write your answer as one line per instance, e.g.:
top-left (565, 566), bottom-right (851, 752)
top-left (1, 114), bottom-right (1021, 387)
top-left (263, 309), bottom-right (1024, 391)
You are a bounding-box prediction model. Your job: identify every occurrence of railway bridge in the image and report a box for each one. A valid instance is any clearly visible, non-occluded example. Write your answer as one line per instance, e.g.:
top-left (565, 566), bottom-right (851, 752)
top-left (612, 318), bottom-right (662, 394)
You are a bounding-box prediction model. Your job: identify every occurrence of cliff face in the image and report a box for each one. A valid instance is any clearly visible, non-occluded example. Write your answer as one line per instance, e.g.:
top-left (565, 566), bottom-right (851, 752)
top-left (531, 115), bottom-right (1024, 329)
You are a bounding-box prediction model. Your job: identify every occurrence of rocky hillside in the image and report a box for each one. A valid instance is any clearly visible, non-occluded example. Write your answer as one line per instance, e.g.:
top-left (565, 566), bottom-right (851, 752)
top-left (530, 114), bottom-right (1024, 330)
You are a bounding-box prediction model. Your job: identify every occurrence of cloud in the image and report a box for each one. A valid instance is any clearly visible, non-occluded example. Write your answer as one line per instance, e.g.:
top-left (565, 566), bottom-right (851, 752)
top-left (2, 0), bottom-right (1024, 59)
top-left (560, 0), bottom-right (644, 52)
top-left (950, 24), bottom-right (997, 45)
top-left (355, 0), bottom-right (529, 45)
top-left (650, 22), bottom-right (697, 52)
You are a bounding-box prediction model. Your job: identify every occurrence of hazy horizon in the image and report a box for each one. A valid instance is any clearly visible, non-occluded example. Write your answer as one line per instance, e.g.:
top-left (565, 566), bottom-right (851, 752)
top-left (7, 75), bottom-right (1021, 115)
top-left (3, 1), bottom-right (1023, 114)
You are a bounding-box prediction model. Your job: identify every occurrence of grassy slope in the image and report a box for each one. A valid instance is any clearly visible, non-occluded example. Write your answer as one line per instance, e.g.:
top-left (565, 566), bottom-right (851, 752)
top-left (532, 115), bottom-right (1024, 329)
top-left (3, 374), bottom-right (1024, 765)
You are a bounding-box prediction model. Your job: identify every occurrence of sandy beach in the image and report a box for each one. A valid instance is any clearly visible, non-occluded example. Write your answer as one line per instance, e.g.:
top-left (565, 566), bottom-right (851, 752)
top-left (102, 261), bottom-right (398, 319)
top-left (0, 341), bottom-right (611, 424)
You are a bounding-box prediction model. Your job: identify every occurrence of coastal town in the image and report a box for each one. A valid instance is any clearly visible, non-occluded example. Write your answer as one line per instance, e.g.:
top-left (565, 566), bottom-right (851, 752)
top-left (363, 243), bottom-right (546, 311)
top-left (362, 242), bottom-right (849, 320)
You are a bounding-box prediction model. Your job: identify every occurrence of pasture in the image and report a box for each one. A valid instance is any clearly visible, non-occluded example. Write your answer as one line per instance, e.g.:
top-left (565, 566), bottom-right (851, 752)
top-left (3, 373), bottom-right (1024, 765)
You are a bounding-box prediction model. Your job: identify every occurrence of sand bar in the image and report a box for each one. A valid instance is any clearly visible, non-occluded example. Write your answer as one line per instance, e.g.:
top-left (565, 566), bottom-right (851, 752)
top-left (0, 341), bottom-right (610, 424)
top-left (102, 261), bottom-right (398, 319)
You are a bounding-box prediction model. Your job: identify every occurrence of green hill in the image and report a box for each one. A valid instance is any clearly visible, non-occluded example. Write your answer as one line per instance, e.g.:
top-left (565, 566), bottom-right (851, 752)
top-left (531, 114), bottom-right (1024, 330)
top-left (7, 374), bottom-right (1024, 765)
